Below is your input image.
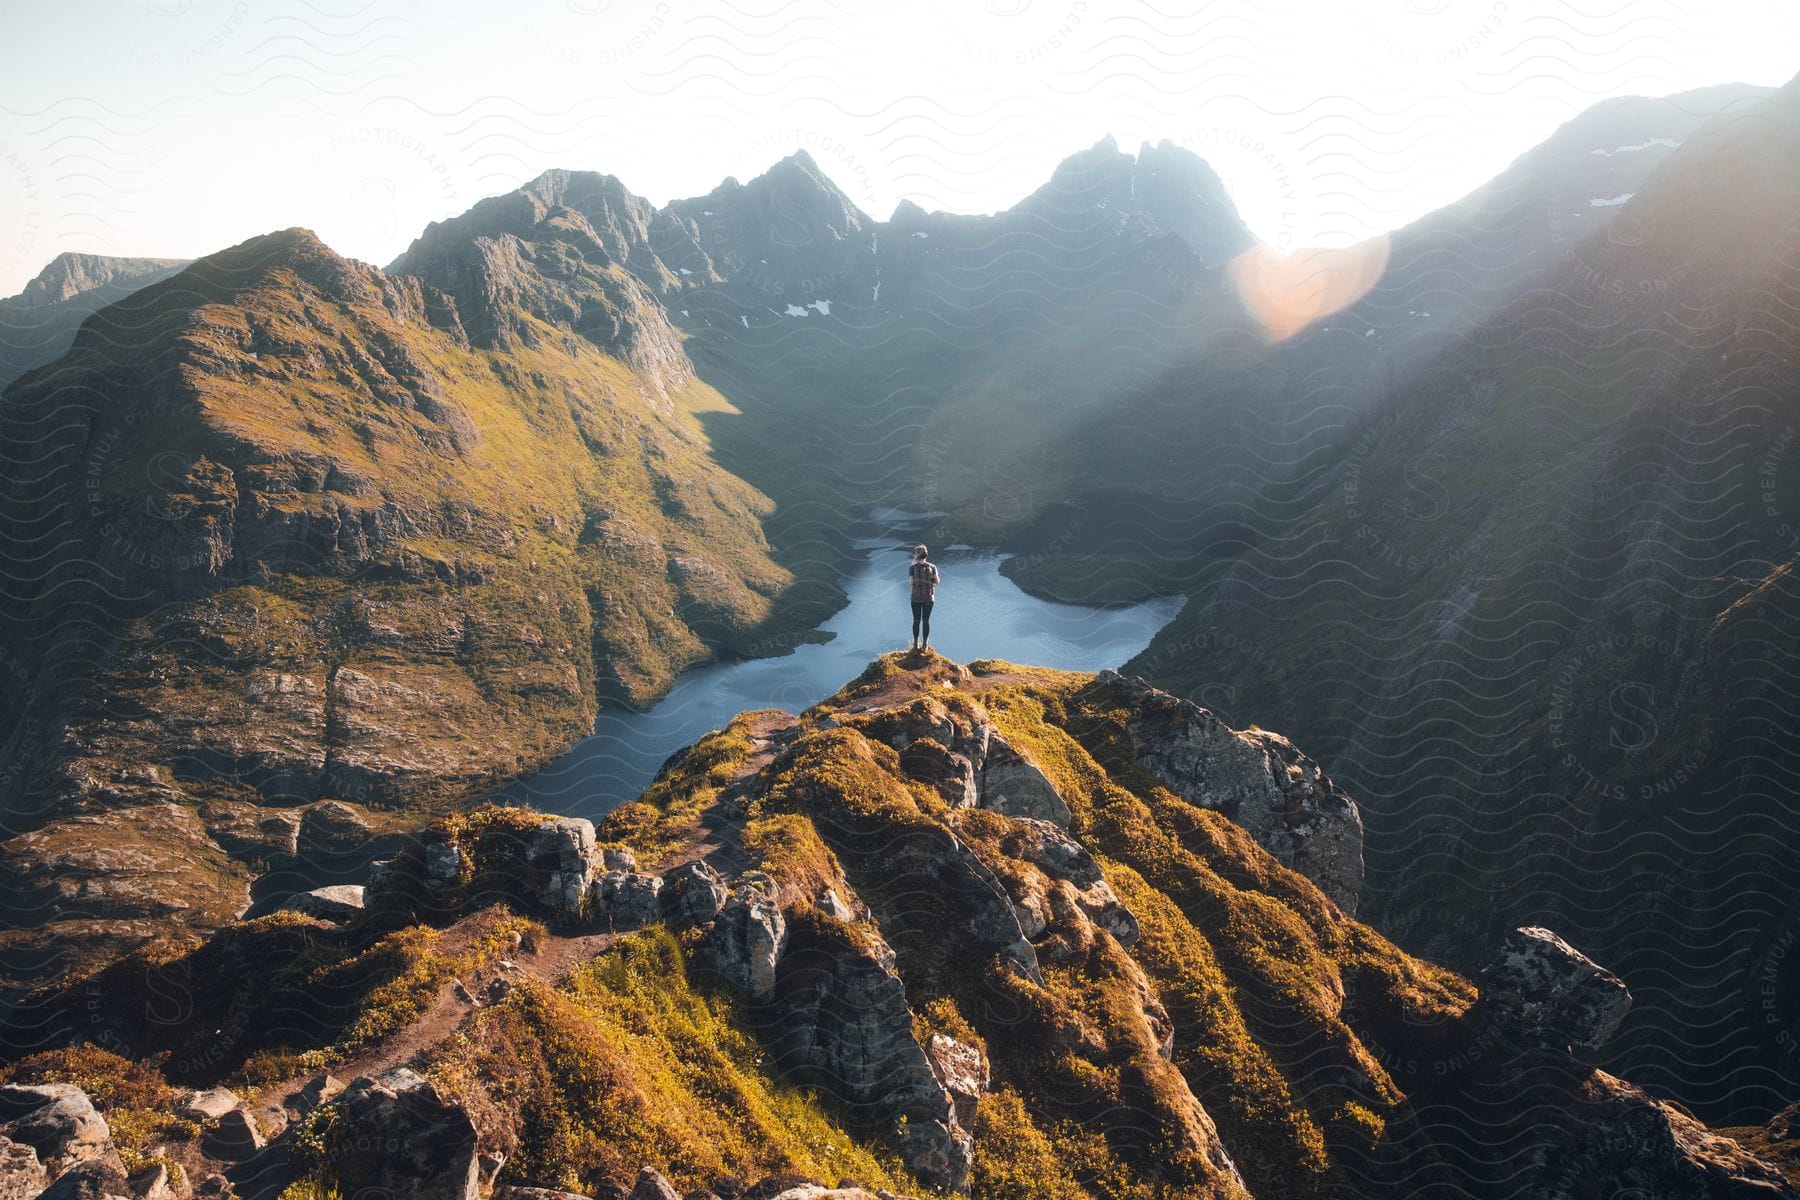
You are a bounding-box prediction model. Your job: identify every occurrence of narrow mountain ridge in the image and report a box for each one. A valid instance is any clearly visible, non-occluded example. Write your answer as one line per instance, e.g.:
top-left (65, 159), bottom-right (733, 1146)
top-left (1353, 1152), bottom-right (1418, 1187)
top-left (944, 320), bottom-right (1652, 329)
top-left (6, 657), bottom-right (1789, 1200)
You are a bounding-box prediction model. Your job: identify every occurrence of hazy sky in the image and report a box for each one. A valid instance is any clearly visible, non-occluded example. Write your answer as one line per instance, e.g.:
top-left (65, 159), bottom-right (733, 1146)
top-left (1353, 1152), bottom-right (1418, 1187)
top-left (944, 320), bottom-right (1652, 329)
top-left (1, 0), bottom-right (1794, 295)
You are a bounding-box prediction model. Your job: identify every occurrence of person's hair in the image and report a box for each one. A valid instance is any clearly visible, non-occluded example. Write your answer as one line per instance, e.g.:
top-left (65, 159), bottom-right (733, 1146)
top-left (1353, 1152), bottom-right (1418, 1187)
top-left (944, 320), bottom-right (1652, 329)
top-left (913, 544), bottom-right (929, 560)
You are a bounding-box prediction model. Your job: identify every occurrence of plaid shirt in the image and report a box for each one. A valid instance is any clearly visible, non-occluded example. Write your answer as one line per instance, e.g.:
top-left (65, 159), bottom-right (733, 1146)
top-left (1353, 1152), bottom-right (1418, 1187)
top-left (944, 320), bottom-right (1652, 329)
top-left (909, 559), bottom-right (939, 602)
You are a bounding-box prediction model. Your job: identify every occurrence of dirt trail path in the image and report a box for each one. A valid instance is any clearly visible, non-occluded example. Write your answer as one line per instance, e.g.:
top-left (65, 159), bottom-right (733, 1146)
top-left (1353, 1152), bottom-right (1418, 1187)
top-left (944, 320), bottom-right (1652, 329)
top-left (241, 707), bottom-right (795, 1137)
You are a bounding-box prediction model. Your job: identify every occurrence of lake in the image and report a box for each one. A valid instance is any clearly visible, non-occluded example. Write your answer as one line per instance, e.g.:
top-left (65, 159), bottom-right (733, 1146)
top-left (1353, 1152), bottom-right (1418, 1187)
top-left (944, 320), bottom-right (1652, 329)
top-left (504, 512), bottom-right (1184, 822)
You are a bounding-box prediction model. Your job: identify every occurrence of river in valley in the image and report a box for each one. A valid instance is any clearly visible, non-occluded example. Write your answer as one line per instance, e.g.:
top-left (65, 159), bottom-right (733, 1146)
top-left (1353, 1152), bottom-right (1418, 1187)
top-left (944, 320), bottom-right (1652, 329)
top-left (504, 511), bottom-right (1183, 822)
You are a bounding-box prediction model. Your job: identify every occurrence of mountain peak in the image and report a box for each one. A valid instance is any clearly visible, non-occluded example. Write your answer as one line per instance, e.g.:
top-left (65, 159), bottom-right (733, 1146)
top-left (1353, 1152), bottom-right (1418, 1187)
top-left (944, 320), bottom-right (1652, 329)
top-left (778, 146), bottom-right (820, 172)
top-left (15, 250), bottom-right (188, 306)
top-left (667, 146), bottom-right (873, 274)
top-left (741, 147), bottom-right (860, 215)
top-left (1017, 134), bottom-right (1254, 264)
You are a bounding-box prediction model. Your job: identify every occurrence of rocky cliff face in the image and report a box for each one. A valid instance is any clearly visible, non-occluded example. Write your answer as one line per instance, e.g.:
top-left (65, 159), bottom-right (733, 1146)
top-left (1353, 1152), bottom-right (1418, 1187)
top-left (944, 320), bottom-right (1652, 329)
top-left (0, 226), bottom-right (791, 988)
top-left (5, 656), bottom-right (1789, 1200)
top-left (1127, 74), bottom-right (1800, 1121)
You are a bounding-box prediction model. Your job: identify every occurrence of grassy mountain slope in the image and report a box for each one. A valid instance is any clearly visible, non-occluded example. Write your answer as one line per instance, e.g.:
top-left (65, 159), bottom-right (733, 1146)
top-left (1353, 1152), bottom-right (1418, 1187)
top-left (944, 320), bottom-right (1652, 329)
top-left (1126, 76), bottom-right (1800, 1120)
top-left (0, 227), bottom-right (792, 986)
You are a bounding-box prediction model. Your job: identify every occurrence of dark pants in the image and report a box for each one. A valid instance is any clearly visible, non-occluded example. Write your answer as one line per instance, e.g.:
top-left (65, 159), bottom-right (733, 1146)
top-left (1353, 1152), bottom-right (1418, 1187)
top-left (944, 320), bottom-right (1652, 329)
top-left (911, 600), bottom-right (934, 645)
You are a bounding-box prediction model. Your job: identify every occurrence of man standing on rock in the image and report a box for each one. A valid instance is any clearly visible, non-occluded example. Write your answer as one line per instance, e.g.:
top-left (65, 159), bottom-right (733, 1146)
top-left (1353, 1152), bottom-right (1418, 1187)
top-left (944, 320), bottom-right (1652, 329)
top-left (909, 543), bottom-right (939, 652)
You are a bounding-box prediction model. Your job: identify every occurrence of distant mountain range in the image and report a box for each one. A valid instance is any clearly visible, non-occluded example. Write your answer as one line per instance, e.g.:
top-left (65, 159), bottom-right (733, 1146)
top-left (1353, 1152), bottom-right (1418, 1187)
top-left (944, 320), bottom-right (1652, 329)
top-left (0, 252), bottom-right (188, 388)
top-left (0, 75), bottom-right (1794, 1157)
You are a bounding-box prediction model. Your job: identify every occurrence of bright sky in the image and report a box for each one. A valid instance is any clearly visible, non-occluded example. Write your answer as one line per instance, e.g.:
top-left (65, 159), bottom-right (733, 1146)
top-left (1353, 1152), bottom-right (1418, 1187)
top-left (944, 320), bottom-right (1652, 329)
top-left (1, 0), bottom-right (1794, 295)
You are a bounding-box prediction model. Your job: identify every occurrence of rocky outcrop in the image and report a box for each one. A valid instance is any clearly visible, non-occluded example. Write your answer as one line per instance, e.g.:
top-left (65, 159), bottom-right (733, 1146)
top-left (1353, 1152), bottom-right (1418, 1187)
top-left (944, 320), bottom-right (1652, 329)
top-left (1086, 670), bottom-right (1365, 913)
top-left (694, 874), bottom-right (788, 997)
top-left (278, 884), bottom-right (366, 923)
top-left (0, 1085), bottom-right (111, 1173)
top-left (976, 734), bottom-right (1070, 827)
top-left (0, 1137), bottom-right (46, 1200)
top-left (768, 912), bottom-right (974, 1192)
top-left (996, 817), bottom-right (1140, 948)
top-left (34, 1159), bottom-right (130, 1200)
top-left (1534, 1071), bottom-right (1797, 1199)
top-left (627, 1166), bottom-right (680, 1200)
top-left (895, 740), bottom-right (976, 808)
top-left (0, 1085), bottom-right (157, 1200)
top-left (526, 818), bottom-right (598, 914)
top-left (659, 860), bottom-right (728, 926)
top-left (589, 869), bottom-right (663, 930)
top-left (331, 1068), bottom-right (479, 1200)
top-left (1478, 925), bottom-right (1633, 1050)
top-left (6, 655), bottom-right (1790, 1200)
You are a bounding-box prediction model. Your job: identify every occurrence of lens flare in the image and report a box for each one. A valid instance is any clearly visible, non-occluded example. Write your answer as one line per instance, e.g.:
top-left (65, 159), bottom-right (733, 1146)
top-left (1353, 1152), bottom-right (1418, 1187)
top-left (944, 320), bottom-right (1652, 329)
top-left (1227, 236), bottom-right (1392, 341)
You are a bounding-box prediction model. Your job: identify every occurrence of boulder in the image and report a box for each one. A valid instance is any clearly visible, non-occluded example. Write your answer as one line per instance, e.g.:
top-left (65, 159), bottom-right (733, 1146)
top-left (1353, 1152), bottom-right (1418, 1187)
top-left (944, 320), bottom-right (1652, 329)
top-left (590, 871), bottom-right (663, 931)
top-left (0, 1136), bottom-right (46, 1200)
top-left (660, 861), bottom-right (728, 926)
top-left (278, 884), bottom-right (365, 923)
top-left (736, 1176), bottom-right (827, 1200)
top-left (629, 1167), bottom-right (680, 1200)
top-left (694, 874), bottom-right (788, 997)
top-left (924, 1033), bottom-right (988, 1132)
top-left (897, 740), bottom-right (977, 808)
top-left (601, 847), bottom-right (638, 871)
top-left (290, 1074), bottom-right (344, 1114)
top-left (35, 1159), bottom-right (130, 1200)
top-left (1535, 1070), bottom-right (1798, 1199)
top-left (331, 1068), bottom-right (479, 1200)
top-left (978, 733), bottom-right (1070, 827)
top-left (202, 1108), bottom-right (264, 1160)
top-left (0, 1084), bottom-right (111, 1171)
top-left (1089, 671), bottom-right (1365, 913)
top-left (127, 1163), bottom-right (175, 1200)
top-left (526, 817), bottom-right (598, 914)
top-left (1479, 926), bottom-right (1633, 1050)
top-left (177, 1088), bottom-right (241, 1122)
